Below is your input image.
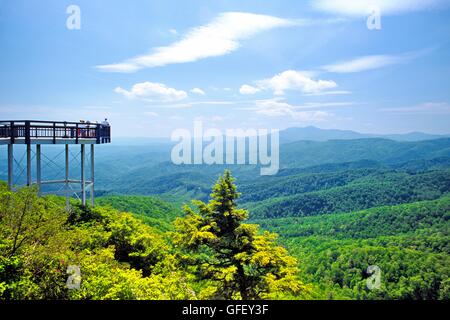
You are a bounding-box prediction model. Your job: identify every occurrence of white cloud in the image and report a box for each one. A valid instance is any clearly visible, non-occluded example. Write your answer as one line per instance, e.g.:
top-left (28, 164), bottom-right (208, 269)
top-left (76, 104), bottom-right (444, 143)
top-left (253, 99), bottom-right (333, 121)
top-left (145, 111), bottom-right (159, 117)
top-left (312, 0), bottom-right (449, 16)
top-left (195, 115), bottom-right (224, 122)
top-left (190, 87), bottom-right (206, 95)
top-left (211, 116), bottom-right (223, 122)
top-left (304, 90), bottom-right (352, 96)
top-left (81, 105), bottom-right (111, 110)
top-left (381, 102), bottom-right (450, 114)
top-left (169, 28), bottom-right (178, 35)
top-left (323, 49), bottom-right (432, 73)
top-left (96, 12), bottom-right (297, 72)
top-left (323, 54), bottom-right (405, 73)
top-left (239, 84), bottom-right (261, 95)
top-left (295, 101), bottom-right (356, 109)
top-left (143, 100), bottom-right (237, 109)
top-left (188, 100), bottom-right (234, 105)
top-left (254, 70), bottom-right (337, 95)
top-left (115, 82), bottom-right (188, 102)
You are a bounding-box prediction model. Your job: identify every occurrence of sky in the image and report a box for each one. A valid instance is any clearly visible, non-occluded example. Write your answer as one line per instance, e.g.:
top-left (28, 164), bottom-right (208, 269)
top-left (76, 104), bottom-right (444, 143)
top-left (1, 0), bottom-right (450, 137)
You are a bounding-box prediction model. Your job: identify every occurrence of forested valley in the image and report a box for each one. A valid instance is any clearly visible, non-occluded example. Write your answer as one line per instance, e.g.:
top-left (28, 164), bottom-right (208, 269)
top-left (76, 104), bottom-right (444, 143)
top-left (1, 132), bottom-right (449, 300)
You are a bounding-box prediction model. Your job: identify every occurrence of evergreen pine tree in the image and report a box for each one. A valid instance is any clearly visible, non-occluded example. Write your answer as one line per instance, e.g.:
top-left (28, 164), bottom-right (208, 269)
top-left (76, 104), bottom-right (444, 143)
top-left (173, 170), bottom-right (306, 299)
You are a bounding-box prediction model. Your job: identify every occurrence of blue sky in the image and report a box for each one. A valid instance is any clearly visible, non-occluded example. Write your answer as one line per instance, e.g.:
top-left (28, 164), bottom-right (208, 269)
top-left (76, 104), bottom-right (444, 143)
top-left (1, 0), bottom-right (450, 137)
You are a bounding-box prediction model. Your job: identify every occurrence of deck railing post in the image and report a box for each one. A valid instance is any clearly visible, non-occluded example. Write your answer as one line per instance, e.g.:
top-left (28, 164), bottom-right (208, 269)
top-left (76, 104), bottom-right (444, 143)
top-left (25, 121), bottom-right (30, 145)
top-left (53, 122), bottom-right (56, 144)
top-left (63, 121), bottom-right (67, 138)
top-left (10, 121), bottom-right (14, 144)
top-left (96, 125), bottom-right (100, 144)
top-left (75, 123), bottom-right (79, 144)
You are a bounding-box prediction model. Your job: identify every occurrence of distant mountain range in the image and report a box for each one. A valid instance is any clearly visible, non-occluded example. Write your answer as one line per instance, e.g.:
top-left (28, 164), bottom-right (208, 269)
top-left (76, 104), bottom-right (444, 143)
top-left (111, 127), bottom-right (449, 146)
top-left (279, 126), bottom-right (449, 143)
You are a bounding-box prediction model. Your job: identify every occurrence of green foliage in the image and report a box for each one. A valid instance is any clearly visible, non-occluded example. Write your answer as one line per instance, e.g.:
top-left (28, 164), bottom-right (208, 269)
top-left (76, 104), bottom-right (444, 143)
top-left (173, 171), bottom-right (309, 300)
top-left (248, 170), bottom-right (450, 218)
top-left (255, 197), bottom-right (450, 299)
top-left (0, 183), bottom-right (194, 300)
top-left (96, 195), bottom-right (181, 231)
top-left (1, 141), bottom-right (450, 301)
top-left (0, 173), bottom-right (307, 300)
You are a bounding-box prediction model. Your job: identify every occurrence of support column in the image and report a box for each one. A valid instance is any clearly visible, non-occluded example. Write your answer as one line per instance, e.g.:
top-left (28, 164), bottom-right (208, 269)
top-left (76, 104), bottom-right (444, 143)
top-left (81, 144), bottom-right (86, 206)
top-left (90, 144), bottom-right (95, 207)
top-left (7, 144), bottom-right (13, 189)
top-left (36, 144), bottom-right (41, 193)
top-left (26, 143), bottom-right (32, 186)
top-left (65, 144), bottom-right (70, 210)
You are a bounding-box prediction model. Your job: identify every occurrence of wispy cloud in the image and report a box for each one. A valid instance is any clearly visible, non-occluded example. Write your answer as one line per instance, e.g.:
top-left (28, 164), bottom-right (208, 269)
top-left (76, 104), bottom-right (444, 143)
top-left (81, 105), bottom-right (112, 110)
top-left (240, 70), bottom-right (338, 95)
top-left (312, 0), bottom-right (449, 16)
top-left (239, 84), bottom-right (261, 95)
top-left (194, 115), bottom-right (224, 123)
top-left (96, 12), bottom-right (298, 73)
top-left (304, 90), bottom-right (352, 96)
top-left (380, 102), bottom-right (450, 114)
top-left (144, 100), bottom-right (237, 109)
top-left (190, 88), bottom-right (206, 95)
top-left (239, 98), bottom-right (343, 121)
top-left (115, 82), bottom-right (188, 102)
top-left (254, 99), bottom-right (333, 121)
top-left (294, 101), bottom-right (356, 109)
top-left (322, 50), bottom-right (429, 73)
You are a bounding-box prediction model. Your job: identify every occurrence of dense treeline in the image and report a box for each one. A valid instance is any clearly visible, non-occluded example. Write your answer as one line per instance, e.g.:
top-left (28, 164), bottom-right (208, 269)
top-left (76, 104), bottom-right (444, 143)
top-left (280, 138), bottom-right (450, 168)
top-left (0, 173), bottom-right (306, 300)
top-left (0, 184), bottom-right (191, 299)
top-left (96, 195), bottom-right (181, 231)
top-left (239, 169), bottom-right (380, 203)
top-left (288, 238), bottom-right (449, 299)
top-left (254, 196), bottom-right (450, 240)
top-left (254, 197), bottom-right (450, 299)
top-left (248, 170), bottom-right (450, 218)
top-left (27, 136), bottom-right (447, 199)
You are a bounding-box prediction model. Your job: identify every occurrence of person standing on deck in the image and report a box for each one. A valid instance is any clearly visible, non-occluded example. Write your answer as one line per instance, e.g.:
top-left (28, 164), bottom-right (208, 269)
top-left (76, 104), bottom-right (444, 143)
top-left (101, 118), bottom-right (109, 126)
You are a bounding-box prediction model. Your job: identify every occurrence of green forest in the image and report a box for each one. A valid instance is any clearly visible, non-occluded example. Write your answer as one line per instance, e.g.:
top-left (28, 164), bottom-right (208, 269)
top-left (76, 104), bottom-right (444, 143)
top-left (0, 173), bottom-right (309, 300)
top-left (1, 171), bottom-right (449, 299)
top-left (1, 136), bottom-right (449, 300)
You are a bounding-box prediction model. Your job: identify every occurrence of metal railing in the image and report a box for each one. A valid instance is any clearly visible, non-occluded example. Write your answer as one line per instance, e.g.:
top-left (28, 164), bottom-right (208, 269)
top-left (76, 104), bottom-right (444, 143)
top-left (0, 120), bottom-right (111, 144)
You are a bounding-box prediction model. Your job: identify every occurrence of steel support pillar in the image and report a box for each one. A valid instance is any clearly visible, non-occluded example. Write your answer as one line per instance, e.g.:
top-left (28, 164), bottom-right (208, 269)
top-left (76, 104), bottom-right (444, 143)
top-left (7, 144), bottom-right (13, 189)
top-left (65, 144), bottom-right (70, 210)
top-left (36, 144), bottom-right (41, 193)
top-left (90, 144), bottom-right (95, 207)
top-left (81, 144), bottom-right (86, 206)
top-left (26, 144), bottom-right (32, 186)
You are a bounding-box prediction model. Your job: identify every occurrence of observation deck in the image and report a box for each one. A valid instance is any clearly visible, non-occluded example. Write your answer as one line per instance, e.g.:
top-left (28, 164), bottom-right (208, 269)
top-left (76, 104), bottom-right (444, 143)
top-left (0, 120), bottom-right (111, 208)
top-left (0, 120), bottom-right (111, 145)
